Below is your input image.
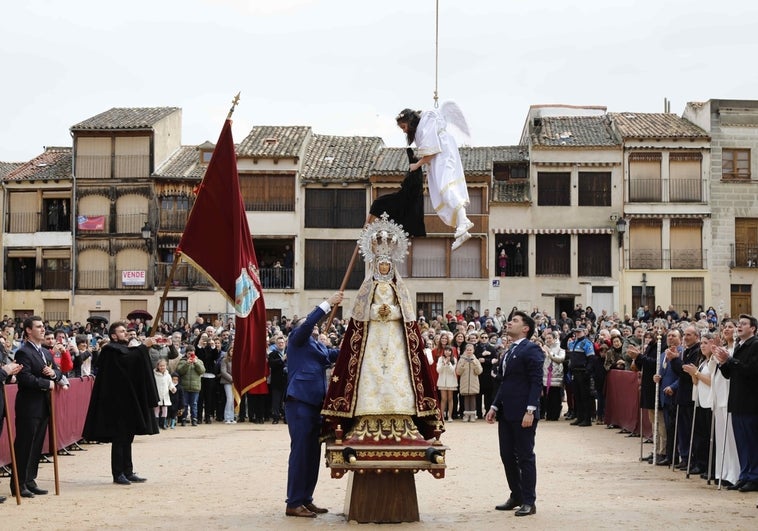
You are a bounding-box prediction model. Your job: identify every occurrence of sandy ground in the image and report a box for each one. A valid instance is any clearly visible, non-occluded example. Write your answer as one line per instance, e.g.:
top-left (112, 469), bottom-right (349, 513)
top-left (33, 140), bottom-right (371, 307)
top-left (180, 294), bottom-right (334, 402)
top-left (1, 413), bottom-right (756, 530)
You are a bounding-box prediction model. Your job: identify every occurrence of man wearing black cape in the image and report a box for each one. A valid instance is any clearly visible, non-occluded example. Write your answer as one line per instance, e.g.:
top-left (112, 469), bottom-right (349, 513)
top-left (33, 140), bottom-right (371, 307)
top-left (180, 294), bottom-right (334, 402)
top-left (82, 321), bottom-right (160, 485)
top-left (369, 148), bottom-right (426, 237)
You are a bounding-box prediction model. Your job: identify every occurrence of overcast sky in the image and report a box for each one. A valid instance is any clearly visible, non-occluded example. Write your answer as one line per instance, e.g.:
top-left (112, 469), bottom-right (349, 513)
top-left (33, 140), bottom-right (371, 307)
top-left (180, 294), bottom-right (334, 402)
top-left (2, 0), bottom-right (756, 162)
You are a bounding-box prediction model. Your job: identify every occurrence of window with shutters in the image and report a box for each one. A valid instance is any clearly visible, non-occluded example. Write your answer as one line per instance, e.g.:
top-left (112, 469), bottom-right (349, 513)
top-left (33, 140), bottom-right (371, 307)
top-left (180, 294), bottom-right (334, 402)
top-left (304, 189), bottom-right (365, 228)
top-left (239, 173), bottom-right (295, 211)
top-left (537, 172), bottom-right (570, 206)
top-left (304, 239), bottom-right (365, 290)
top-left (578, 172), bottom-right (611, 206)
top-left (735, 218), bottom-right (758, 267)
top-left (722, 149), bottom-right (750, 181)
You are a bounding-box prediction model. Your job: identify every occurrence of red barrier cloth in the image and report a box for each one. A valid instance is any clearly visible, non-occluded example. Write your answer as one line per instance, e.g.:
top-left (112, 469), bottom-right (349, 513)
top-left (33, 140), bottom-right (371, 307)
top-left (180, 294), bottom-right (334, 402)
top-left (604, 370), bottom-right (652, 438)
top-left (0, 376), bottom-right (94, 466)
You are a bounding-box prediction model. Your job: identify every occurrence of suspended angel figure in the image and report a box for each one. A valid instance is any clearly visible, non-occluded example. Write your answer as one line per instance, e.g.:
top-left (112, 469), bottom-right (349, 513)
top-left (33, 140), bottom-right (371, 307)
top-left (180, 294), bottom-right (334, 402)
top-left (396, 102), bottom-right (472, 250)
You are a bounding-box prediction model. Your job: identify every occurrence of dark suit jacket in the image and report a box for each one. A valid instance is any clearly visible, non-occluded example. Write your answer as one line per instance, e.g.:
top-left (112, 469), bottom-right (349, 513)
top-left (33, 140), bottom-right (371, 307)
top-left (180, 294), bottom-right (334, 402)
top-left (719, 335), bottom-right (758, 415)
top-left (286, 306), bottom-right (339, 407)
top-left (492, 339), bottom-right (544, 422)
top-left (14, 341), bottom-right (62, 418)
top-left (671, 343), bottom-right (702, 406)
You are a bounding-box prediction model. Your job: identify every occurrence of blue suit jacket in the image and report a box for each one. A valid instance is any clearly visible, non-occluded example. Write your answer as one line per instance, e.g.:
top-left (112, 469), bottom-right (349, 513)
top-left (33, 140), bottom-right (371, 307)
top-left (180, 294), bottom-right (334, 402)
top-left (285, 305), bottom-right (339, 407)
top-left (492, 339), bottom-right (544, 421)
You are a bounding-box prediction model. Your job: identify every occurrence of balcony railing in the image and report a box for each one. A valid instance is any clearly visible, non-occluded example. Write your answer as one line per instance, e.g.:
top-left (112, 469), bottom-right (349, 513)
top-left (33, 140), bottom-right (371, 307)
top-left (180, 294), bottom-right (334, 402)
top-left (76, 154), bottom-right (150, 179)
top-left (626, 248), bottom-right (707, 269)
top-left (629, 179), bottom-right (662, 202)
top-left (77, 270), bottom-right (109, 289)
top-left (734, 244), bottom-right (758, 268)
top-left (116, 212), bottom-right (147, 234)
top-left (160, 210), bottom-right (189, 231)
top-left (491, 180), bottom-right (531, 203)
top-left (629, 178), bottom-right (702, 202)
top-left (42, 268), bottom-right (71, 290)
top-left (244, 199), bottom-right (296, 212)
top-left (259, 267), bottom-right (294, 289)
top-left (669, 178), bottom-right (702, 202)
top-left (156, 262), bottom-right (213, 289)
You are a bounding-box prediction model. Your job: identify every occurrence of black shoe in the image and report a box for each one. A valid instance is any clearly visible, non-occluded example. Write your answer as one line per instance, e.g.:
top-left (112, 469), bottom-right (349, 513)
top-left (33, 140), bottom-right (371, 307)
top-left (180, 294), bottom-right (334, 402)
top-left (689, 466), bottom-right (704, 475)
top-left (113, 474), bottom-right (131, 485)
top-left (0, 495), bottom-right (5, 503)
top-left (125, 474), bottom-right (146, 483)
top-left (204, 419), bottom-right (212, 424)
top-left (272, 418), bottom-right (279, 425)
top-left (515, 503), bottom-right (536, 516)
top-left (727, 480), bottom-right (746, 490)
top-left (656, 457), bottom-right (671, 466)
top-left (739, 481), bottom-right (758, 492)
top-left (700, 473), bottom-right (716, 481)
top-left (570, 419), bottom-right (582, 426)
top-left (26, 484), bottom-right (48, 495)
top-left (576, 421), bottom-right (592, 427)
top-left (719, 480), bottom-right (733, 488)
top-left (495, 497), bottom-right (522, 511)
top-left (676, 462), bottom-right (689, 470)
top-left (191, 419), bottom-right (198, 426)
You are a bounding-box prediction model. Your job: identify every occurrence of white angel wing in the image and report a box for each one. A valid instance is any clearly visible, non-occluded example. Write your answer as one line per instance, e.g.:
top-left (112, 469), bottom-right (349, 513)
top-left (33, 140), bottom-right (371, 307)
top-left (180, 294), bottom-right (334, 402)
top-left (440, 101), bottom-right (470, 137)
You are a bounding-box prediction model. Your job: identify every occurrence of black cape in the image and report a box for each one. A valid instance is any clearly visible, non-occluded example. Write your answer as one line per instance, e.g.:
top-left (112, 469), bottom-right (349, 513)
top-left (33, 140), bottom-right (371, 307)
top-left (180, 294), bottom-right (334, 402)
top-left (369, 148), bottom-right (426, 237)
top-left (82, 342), bottom-right (160, 442)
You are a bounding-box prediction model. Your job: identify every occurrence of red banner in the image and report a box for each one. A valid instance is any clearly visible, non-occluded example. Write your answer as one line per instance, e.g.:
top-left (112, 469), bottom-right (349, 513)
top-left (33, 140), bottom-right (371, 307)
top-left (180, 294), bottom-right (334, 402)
top-left (176, 119), bottom-right (268, 401)
top-left (77, 215), bottom-right (105, 231)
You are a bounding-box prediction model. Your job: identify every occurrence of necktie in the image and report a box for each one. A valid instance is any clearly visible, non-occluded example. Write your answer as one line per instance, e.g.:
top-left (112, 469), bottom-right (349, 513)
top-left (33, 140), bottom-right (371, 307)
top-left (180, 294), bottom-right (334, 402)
top-left (502, 344), bottom-right (515, 376)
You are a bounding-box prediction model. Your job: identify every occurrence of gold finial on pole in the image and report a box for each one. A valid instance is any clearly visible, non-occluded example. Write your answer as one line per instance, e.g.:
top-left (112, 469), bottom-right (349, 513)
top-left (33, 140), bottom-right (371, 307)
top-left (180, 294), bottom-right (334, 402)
top-left (227, 92), bottom-right (241, 119)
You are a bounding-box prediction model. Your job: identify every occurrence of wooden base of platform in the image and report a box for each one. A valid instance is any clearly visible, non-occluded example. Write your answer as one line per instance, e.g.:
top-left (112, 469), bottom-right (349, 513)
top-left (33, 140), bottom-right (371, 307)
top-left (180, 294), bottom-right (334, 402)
top-left (344, 470), bottom-right (419, 523)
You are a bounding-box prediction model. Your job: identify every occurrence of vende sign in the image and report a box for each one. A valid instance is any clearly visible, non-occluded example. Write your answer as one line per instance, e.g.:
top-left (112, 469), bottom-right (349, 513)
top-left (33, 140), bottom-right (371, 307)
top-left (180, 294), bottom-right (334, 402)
top-left (122, 270), bottom-right (146, 286)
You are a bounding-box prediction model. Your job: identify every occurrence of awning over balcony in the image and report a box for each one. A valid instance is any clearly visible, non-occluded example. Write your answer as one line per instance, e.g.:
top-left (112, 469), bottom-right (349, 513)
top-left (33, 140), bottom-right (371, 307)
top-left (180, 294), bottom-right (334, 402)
top-left (492, 227), bottom-right (614, 234)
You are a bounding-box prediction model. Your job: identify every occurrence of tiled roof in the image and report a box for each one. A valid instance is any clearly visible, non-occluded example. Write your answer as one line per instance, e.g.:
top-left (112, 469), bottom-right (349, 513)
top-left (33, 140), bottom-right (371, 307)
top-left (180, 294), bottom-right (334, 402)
top-left (153, 146), bottom-right (207, 180)
top-left (531, 116), bottom-right (620, 147)
top-left (70, 107), bottom-right (180, 131)
top-left (236, 126), bottom-right (311, 158)
top-left (3, 147), bottom-right (72, 182)
top-left (0, 161), bottom-right (23, 178)
top-left (373, 146), bottom-right (528, 176)
top-left (301, 135), bottom-right (384, 183)
top-left (610, 112), bottom-right (709, 138)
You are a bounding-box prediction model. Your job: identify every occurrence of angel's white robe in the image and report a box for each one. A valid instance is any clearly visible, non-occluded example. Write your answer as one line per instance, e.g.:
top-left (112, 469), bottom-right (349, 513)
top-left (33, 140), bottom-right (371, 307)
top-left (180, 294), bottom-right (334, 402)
top-left (414, 109), bottom-right (469, 228)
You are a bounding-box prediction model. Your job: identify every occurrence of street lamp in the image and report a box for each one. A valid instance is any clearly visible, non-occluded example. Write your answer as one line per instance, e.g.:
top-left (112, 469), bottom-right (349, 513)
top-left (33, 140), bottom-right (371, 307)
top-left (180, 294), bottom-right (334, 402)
top-left (141, 221), bottom-right (154, 254)
top-left (615, 217), bottom-right (627, 248)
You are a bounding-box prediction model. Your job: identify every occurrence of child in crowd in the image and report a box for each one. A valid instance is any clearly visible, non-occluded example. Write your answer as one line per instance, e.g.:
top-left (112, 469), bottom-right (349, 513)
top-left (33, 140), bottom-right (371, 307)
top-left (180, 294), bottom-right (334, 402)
top-left (153, 359), bottom-right (176, 429)
top-left (167, 372), bottom-right (185, 429)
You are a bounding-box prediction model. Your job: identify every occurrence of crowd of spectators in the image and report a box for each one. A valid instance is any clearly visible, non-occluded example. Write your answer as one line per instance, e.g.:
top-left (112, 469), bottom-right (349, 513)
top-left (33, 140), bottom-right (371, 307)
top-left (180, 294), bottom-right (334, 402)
top-left (2, 299), bottom-right (756, 498)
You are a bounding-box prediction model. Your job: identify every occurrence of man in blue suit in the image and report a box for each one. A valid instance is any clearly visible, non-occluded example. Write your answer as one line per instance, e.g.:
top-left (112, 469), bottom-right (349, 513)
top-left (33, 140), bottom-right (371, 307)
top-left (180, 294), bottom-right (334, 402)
top-left (284, 291), bottom-right (343, 518)
top-left (486, 310), bottom-right (543, 517)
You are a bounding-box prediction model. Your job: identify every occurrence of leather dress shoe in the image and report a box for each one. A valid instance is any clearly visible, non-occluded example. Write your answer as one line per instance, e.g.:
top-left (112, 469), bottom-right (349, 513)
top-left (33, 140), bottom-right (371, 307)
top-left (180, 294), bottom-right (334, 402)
top-left (0, 495), bottom-right (5, 503)
top-left (739, 481), bottom-right (758, 492)
top-left (18, 488), bottom-right (35, 498)
top-left (286, 505), bottom-right (317, 518)
top-left (570, 419), bottom-right (582, 426)
top-left (305, 502), bottom-right (328, 514)
top-left (656, 457), bottom-right (671, 466)
top-left (688, 466), bottom-right (703, 475)
top-left (515, 503), bottom-right (536, 516)
top-left (125, 474), bottom-right (147, 483)
top-left (113, 474), bottom-right (131, 485)
top-left (495, 497), bottom-right (522, 511)
top-left (727, 480), bottom-right (746, 491)
top-left (26, 484), bottom-right (48, 495)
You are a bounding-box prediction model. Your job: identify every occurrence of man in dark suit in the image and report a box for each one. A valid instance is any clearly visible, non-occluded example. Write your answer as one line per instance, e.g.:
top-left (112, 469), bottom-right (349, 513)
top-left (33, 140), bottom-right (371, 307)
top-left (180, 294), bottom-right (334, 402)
top-left (13, 316), bottom-right (63, 498)
top-left (486, 310), bottom-right (543, 517)
top-left (714, 314), bottom-right (758, 492)
top-left (284, 291), bottom-right (343, 518)
top-left (669, 325), bottom-right (702, 471)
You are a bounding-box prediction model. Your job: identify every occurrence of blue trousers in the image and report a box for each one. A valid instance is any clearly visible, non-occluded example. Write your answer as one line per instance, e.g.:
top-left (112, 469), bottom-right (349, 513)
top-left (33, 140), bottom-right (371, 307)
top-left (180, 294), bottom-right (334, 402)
top-left (285, 400), bottom-right (322, 508)
top-left (732, 413), bottom-right (758, 482)
top-left (498, 418), bottom-right (538, 505)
